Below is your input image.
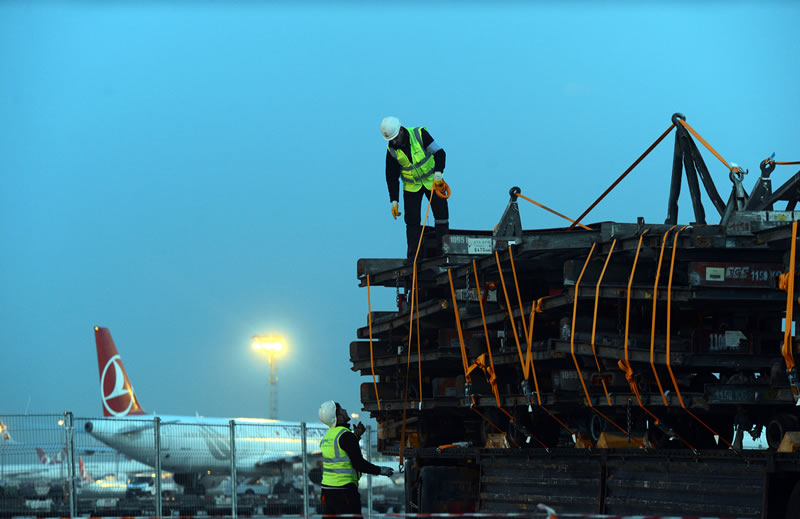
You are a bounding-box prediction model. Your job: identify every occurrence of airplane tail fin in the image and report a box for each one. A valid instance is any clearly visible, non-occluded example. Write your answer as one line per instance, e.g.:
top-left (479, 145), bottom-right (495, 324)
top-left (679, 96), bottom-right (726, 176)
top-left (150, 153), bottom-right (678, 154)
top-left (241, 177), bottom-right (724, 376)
top-left (53, 448), bottom-right (66, 464)
top-left (78, 457), bottom-right (93, 483)
top-left (0, 419), bottom-right (11, 442)
top-left (94, 326), bottom-right (146, 417)
top-left (35, 448), bottom-right (52, 465)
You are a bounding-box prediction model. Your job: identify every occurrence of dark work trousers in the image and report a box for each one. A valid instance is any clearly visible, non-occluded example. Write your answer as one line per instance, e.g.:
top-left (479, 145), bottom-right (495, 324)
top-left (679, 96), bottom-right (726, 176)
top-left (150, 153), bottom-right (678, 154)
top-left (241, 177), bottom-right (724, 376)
top-left (321, 485), bottom-right (362, 517)
top-left (403, 186), bottom-right (450, 259)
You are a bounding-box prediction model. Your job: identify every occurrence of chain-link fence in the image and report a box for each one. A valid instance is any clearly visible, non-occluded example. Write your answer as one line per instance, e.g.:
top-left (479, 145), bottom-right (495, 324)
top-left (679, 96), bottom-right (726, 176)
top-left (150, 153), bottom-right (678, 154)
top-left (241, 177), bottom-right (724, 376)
top-left (0, 414), bottom-right (403, 518)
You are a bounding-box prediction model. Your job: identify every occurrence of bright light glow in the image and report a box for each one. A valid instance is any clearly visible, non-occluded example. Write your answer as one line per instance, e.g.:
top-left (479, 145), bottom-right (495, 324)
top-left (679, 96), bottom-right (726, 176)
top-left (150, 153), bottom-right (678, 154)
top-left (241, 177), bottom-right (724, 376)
top-left (252, 335), bottom-right (285, 354)
top-left (351, 413), bottom-right (360, 419)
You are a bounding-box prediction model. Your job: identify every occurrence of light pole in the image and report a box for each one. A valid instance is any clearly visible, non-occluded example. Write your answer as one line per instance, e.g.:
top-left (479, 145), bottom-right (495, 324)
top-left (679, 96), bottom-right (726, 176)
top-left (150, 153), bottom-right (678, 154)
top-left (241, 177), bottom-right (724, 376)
top-left (252, 336), bottom-right (285, 419)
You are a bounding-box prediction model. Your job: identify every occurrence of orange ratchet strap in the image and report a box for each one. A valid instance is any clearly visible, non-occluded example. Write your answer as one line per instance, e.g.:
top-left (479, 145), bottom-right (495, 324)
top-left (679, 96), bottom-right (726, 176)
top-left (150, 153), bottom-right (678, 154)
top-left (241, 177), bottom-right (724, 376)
top-left (590, 239), bottom-right (616, 406)
top-left (472, 260), bottom-right (514, 418)
top-left (617, 231), bottom-right (658, 419)
top-left (496, 250), bottom-right (580, 447)
top-left (665, 226), bottom-right (733, 450)
top-left (571, 244), bottom-right (645, 447)
top-left (447, 269), bottom-right (473, 392)
top-left (650, 226), bottom-right (677, 407)
top-left (508, 247), bottom-right (543, 403)
top-left (781, 221), bottom-right (800, 401)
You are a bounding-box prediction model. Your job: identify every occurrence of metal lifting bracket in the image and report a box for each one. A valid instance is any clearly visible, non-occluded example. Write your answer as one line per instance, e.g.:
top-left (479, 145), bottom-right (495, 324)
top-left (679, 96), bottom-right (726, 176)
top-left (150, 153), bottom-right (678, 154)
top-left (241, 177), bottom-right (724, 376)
top-left (493, 186), bottom-right (523, 246)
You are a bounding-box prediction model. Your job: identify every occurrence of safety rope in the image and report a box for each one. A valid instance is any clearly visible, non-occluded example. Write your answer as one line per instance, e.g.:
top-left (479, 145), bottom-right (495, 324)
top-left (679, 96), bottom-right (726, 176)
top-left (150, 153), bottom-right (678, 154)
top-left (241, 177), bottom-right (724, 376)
top-left (398, 193), bottom-right (434, 466)
top-left (665, 226), bottom-right (733, 450)
top-left (366, 274), bottom-right (381, 410)
top-left (590, 240), bottom-right (616, 407)
top-left (571, 243), bottom-right (646, 448)
top-left (570, 124), bottom-right (676, 229)
top-left (781, 221), bottom-right (800, 401)
top-left (517, 192), bottom-right (592, 231)
top-left (650, 226), bottom-right (677, 407)
top-left (434, 180), bottom-right (451, 199)
top-left (677, 119), bottom-right (741, 173)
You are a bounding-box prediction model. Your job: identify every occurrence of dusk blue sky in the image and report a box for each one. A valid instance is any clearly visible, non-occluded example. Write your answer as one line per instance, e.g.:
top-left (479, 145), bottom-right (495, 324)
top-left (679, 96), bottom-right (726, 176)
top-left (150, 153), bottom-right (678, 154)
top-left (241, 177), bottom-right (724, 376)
top-left (2, 2), bottom-right (798, 424)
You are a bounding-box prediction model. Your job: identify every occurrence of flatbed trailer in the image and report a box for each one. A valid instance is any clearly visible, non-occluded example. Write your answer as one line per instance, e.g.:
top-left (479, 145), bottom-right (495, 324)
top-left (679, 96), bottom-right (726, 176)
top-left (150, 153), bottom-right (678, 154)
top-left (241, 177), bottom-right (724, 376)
top-left (400, 447), bottom-right (800, 518)
top-left (351, 115), bottom-right (800, 518)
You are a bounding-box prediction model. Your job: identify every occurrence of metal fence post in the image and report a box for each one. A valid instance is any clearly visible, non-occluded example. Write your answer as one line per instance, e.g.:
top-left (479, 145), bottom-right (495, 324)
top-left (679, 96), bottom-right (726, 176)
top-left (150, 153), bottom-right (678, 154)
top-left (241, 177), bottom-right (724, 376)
top-left (64, 412), bottom-right (76, 519)
top-left (154, 416), bottom-right (162, 518)
top-left (229, 420), bottom-right (238, 519)
top-left (366, 425), bottom-right (373, 517)
top-left (301, 422), bottom-right (309, 517)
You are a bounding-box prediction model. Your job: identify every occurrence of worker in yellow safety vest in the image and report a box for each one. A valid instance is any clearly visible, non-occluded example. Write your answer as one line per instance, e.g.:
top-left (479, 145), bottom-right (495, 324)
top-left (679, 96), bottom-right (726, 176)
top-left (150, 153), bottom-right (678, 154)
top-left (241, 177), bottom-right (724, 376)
top-left (381, 116), bottom-right (449, 260)
top-left (318, 400), bottom-right (394, 515)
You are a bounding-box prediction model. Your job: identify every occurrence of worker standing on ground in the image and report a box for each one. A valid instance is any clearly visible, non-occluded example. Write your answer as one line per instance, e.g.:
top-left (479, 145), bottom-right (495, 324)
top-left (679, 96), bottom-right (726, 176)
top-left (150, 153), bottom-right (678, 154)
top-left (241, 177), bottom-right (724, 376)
top-left (381, 116), bottom-right (449, 260)
top-left (318, 400), bottom-right (394, 516)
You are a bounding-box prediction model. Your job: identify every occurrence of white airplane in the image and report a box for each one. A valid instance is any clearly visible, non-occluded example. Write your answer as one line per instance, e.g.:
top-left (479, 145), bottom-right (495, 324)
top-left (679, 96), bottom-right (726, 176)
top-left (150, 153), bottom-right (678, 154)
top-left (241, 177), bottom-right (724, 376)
top-left (75, 457), bottom-right (129, 498)
top-left (37, 446), bottom-right (152, 482)
top-left (0, 419), bottom-right (11, 443)
top-left (0, 455), bottom-right (68, 486)
top-left (0, 423), bottom-right (67, 487)
top-left (84, 326), bottom-right (326, 493)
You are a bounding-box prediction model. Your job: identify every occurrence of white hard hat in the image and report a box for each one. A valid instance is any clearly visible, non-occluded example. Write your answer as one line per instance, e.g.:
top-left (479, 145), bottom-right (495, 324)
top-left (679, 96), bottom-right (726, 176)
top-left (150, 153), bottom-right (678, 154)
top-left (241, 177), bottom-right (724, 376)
top-left (318, 400), bottom-right (338, 427)
top-left (380, 116), bottom-right (401, 141)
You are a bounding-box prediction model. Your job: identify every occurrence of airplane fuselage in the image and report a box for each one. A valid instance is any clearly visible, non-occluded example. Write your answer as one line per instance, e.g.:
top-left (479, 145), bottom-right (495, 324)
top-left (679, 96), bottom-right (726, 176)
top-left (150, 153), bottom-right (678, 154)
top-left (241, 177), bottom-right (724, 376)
top-left (85, 415), bottom-right (324, 476)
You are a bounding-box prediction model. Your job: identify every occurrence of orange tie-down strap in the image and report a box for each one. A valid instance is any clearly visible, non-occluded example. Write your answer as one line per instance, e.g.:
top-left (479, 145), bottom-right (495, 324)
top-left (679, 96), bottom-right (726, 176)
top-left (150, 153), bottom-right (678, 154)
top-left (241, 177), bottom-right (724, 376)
top-left (570, 242), bottom-right (646, 448)
top-left (766, 158), bottom-right (800, 166)
top-left (779, 221), bottom-right (800, 401)
top-left (664, 226), bottom-right (734, 450)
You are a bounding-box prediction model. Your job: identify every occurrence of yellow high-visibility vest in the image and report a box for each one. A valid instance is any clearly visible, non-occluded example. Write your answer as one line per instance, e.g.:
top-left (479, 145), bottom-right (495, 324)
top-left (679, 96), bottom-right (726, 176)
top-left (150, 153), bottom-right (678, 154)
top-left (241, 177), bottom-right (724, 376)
top-left (388, 127), bottom-right (436, 192)
top-left (320, 426), bottom-right (359, 486)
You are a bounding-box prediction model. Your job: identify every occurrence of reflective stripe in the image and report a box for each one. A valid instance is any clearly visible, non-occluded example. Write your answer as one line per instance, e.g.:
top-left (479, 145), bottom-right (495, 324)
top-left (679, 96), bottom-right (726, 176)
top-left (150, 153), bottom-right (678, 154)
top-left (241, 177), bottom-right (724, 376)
top-left (323, 456), bottom-right (350, 463)
top-left (333, 429), bottom-right (346, 458)
top-left (323, 467), bottom-right (357, 475)
top-left (426, 141), bottom-right (442, 154)
top-left (399, 128), bottom-right (433, 173)
top-left (436, 219), bottom-right (449, 225)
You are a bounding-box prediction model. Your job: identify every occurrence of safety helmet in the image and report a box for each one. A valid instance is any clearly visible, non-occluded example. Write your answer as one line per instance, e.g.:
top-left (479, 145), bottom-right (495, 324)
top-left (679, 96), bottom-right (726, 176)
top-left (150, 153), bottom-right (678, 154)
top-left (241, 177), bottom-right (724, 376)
top-left (380, 116), bottom-right (401, 141)
top-left (318, 400), bottom-right (338, 427)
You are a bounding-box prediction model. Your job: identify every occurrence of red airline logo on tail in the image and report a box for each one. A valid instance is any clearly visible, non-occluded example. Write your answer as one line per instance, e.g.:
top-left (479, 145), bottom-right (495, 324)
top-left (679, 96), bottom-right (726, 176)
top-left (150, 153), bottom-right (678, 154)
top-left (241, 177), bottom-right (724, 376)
top-left (78, 457), bottom-right (92, 483)
top-left (94, 327), bottom-right (146, 417)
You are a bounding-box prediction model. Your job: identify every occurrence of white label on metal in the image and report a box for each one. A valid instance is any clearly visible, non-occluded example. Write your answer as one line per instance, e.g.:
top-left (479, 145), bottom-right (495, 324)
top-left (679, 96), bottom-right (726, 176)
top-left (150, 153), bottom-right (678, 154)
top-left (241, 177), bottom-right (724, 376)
top-left (706, 267), bottom-right (725, 281)
top-left (467, 237), bottom-right (493, 255)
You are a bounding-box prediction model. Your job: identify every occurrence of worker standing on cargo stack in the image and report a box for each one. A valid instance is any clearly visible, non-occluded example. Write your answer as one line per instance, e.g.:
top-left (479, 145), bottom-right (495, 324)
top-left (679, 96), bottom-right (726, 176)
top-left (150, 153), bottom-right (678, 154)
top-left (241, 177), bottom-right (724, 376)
top-left (318, 400), bottom-right (394, 516)
top-left (381, 116), bottom-right (449, 260)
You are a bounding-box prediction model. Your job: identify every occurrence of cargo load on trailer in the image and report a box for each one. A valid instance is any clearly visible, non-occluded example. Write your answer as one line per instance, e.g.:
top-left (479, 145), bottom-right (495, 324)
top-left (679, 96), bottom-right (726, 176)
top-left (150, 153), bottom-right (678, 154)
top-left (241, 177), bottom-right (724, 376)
top-left (353, 114), bottom-right (800, 518)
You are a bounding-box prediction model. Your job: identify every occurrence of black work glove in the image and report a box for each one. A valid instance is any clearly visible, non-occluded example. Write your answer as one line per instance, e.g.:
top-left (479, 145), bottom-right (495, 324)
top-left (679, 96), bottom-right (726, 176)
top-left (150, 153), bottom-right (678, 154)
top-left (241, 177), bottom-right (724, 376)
top-left (353, 422), bottom-right (366, 439)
